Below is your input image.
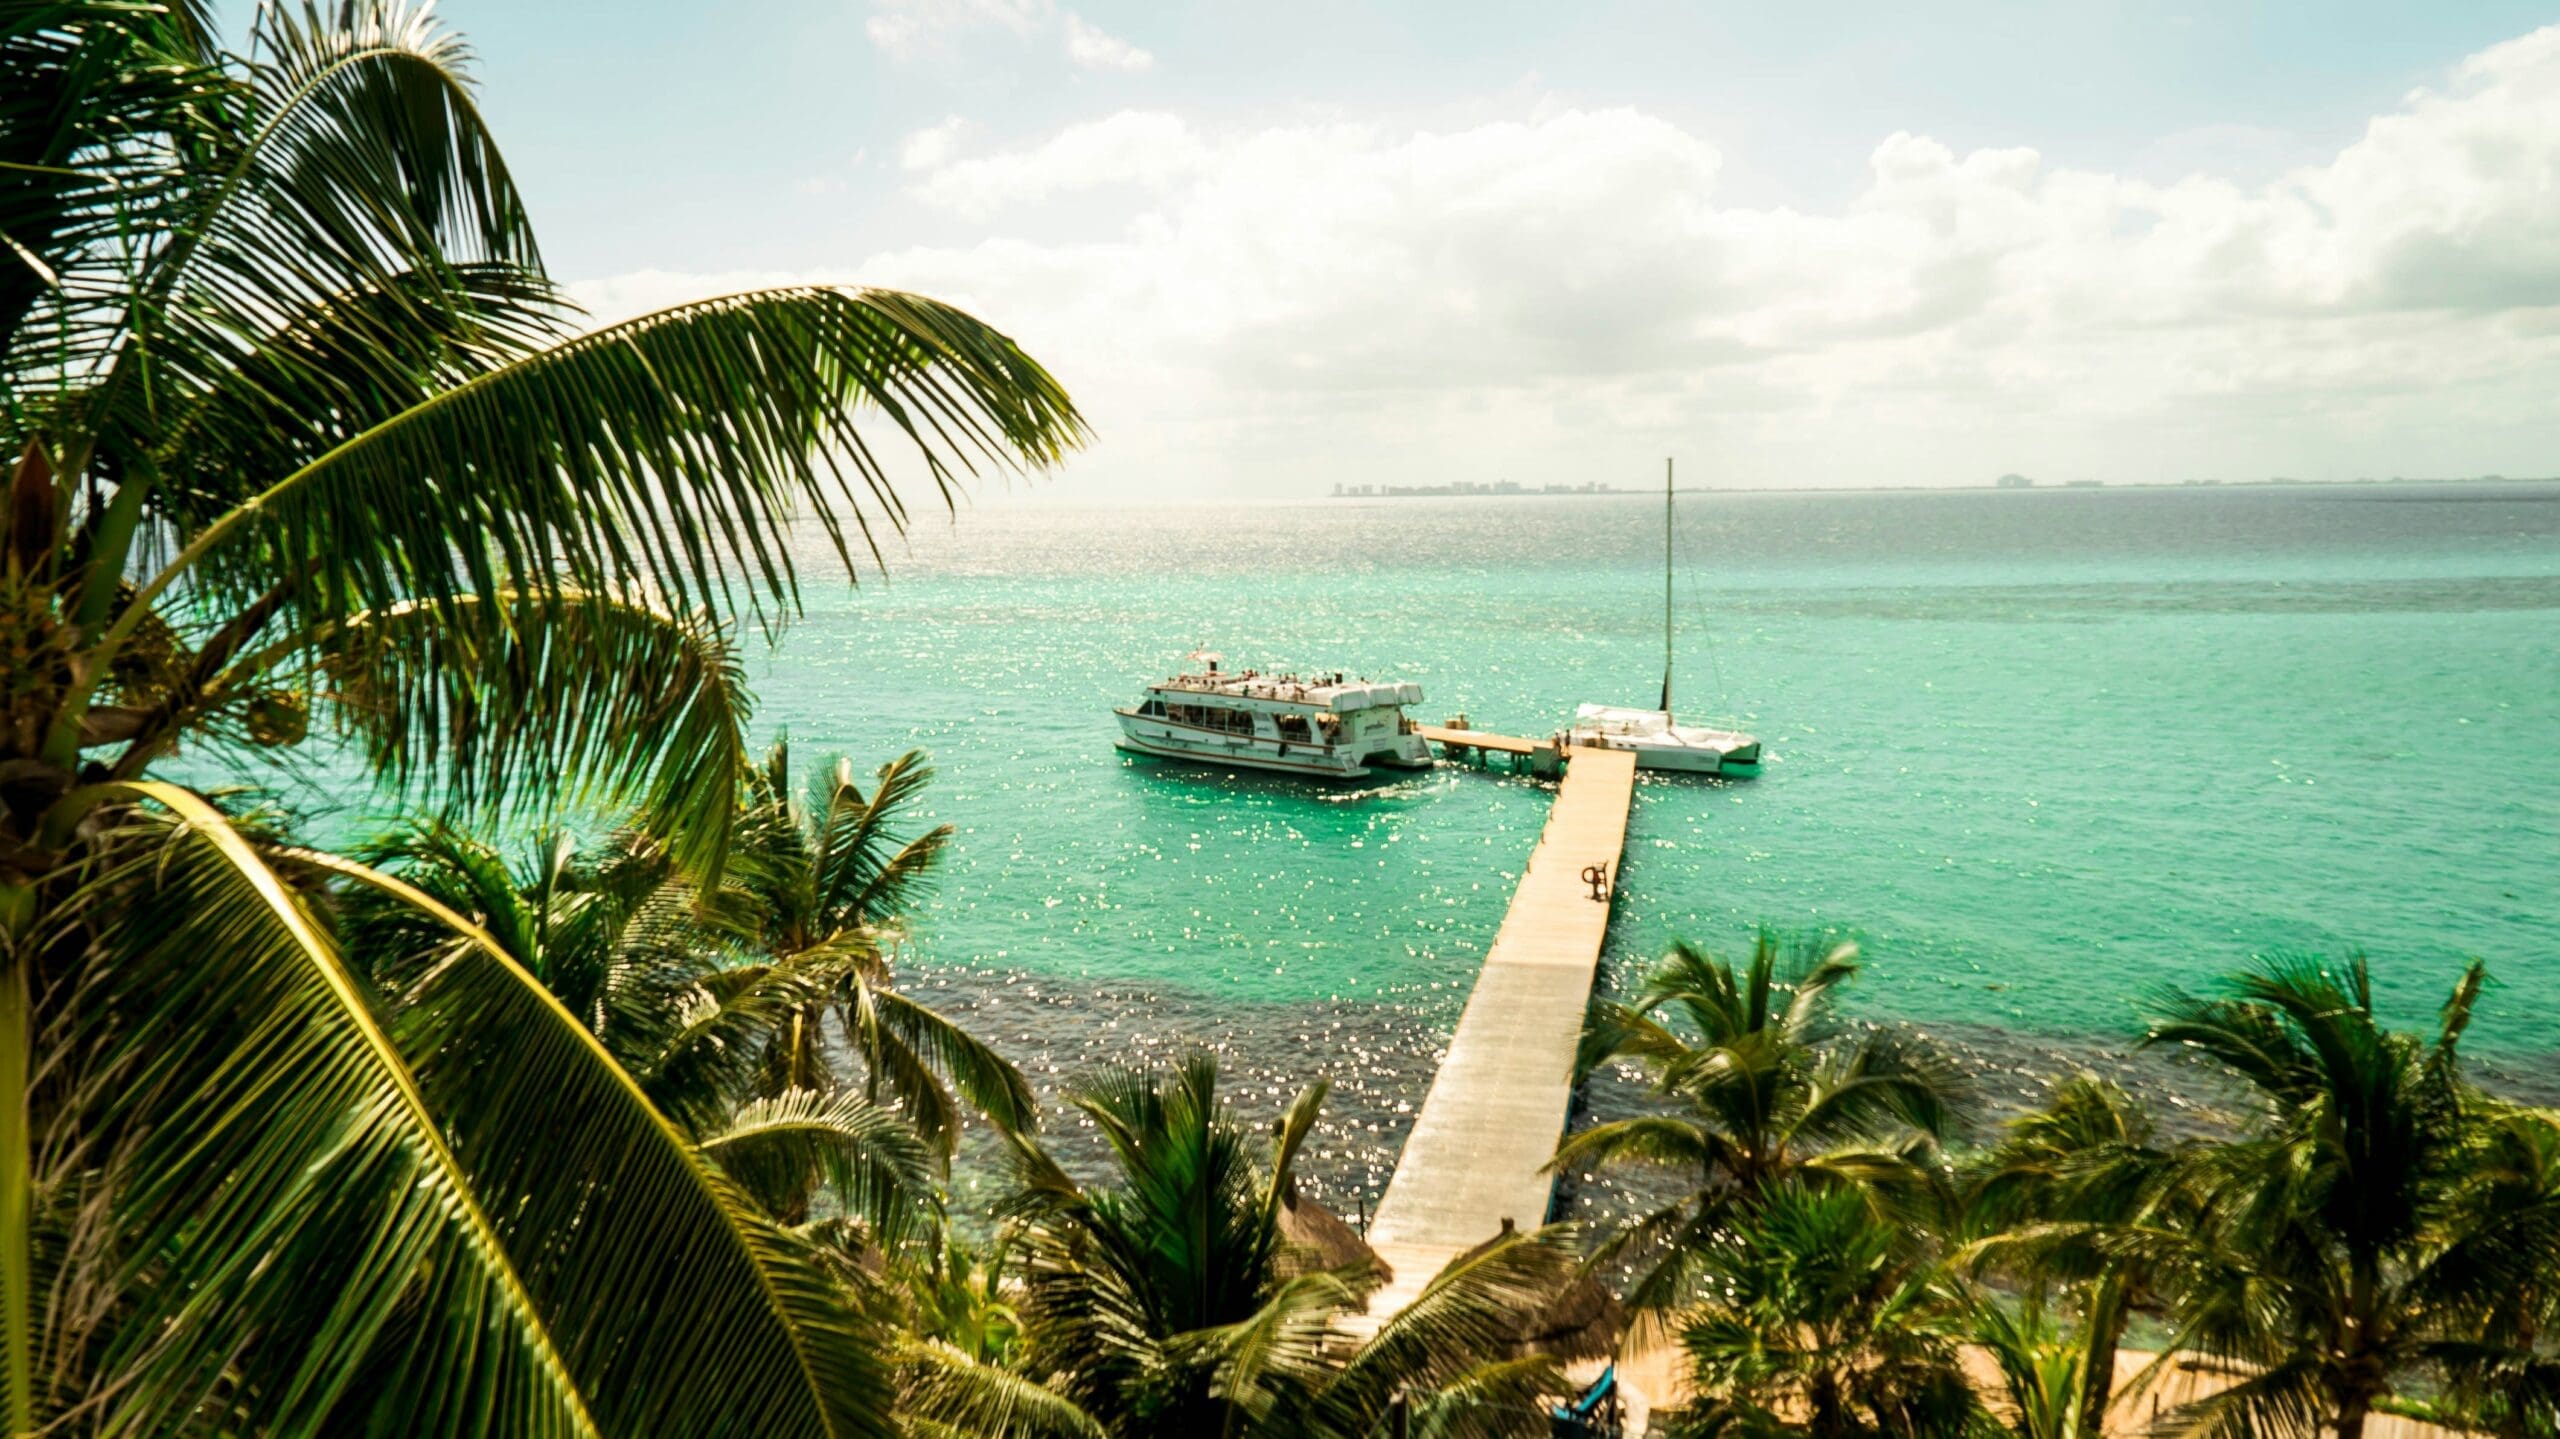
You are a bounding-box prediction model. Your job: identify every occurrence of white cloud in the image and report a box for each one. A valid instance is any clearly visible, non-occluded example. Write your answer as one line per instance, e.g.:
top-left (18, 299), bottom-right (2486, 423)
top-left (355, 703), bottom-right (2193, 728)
top-left (585, 25), bottom-right (2560, 498)
top-left (899, 116), bottom-right (971, 172)
top-left (910, 111), bottom-right (1206, 217)
top-left (865, 0), bottom-right (1154, 76)
top-left (1062, 14), bottom-right (1152, 72)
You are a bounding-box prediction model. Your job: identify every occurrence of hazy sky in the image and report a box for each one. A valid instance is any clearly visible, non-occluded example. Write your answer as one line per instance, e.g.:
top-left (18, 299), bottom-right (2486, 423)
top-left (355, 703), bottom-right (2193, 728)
top-left (367, 3), bottom-right (2560, 499)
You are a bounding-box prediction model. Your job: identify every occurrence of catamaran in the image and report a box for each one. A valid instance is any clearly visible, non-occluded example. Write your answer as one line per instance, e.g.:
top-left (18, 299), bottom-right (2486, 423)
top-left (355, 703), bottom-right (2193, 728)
top-left (1566, 459), bottom-right (1762, 775)
top-left (1115, 653), bottom-right (1434, 779)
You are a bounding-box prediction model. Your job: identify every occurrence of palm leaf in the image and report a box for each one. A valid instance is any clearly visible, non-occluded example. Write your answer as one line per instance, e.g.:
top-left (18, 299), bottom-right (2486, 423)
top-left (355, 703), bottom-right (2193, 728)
top-left (1318, 1225), bottom-right (1577, 1428)
top-left (701, 1088), bottom-right (940, 1243)
top-left (856, 979), bottom-right (1040, 1144)
top-left (813, 749), bottom-right (951, 928)
top-left (121, 285), bottom-right (1084, 667)
top-left (56, 782), bottom-right (598, 1437)
top-left (898, 1339), bottom-right (1109, 1439)
top-left (315, 588), bottom-right (753, 882)
top-left (297, 845), bottom-right (901, 1438)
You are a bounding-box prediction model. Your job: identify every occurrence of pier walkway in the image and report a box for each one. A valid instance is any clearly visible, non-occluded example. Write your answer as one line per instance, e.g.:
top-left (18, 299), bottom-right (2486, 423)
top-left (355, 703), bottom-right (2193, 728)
top-left (1358, 736), bottom-right (1637, 1320)
top-left (1413, 722), bottom-right (1547, 757)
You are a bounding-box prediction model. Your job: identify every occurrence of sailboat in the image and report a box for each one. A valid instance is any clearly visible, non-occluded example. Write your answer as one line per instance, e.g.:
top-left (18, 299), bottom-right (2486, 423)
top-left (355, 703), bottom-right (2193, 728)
top-left (1565, 458), bottom-right (1762, 775)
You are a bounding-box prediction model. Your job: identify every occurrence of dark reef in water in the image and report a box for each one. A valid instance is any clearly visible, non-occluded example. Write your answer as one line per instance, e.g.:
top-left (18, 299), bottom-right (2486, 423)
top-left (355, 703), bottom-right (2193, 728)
top-left (902, 961), bottom-right (2560, 1234)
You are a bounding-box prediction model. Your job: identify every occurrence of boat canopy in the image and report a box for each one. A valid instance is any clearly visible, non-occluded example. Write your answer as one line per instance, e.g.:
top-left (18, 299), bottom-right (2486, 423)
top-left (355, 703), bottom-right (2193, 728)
top-left (1150, 672), bottom-right (1423, 711)
top-left (1329, 682), bottom-right (1424, 711)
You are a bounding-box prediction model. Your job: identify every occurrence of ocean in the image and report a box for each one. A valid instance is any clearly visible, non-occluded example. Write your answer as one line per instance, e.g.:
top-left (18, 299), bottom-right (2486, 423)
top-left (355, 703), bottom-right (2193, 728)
top-left (735, 481), bottom-right (2558, 1212)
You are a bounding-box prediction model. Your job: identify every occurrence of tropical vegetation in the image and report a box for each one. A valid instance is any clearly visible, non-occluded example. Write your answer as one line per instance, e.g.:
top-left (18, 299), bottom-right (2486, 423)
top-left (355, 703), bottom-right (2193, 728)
top-left (1568, 942), bottom-right (2560, 1439)
top-left (1, 2), bottom-right (1075, 1433)
top-left (6, 7), bottom-right (2557, 1439)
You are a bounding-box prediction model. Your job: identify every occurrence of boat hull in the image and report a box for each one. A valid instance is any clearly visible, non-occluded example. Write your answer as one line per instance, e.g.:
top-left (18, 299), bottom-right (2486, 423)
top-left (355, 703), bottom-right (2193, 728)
top-left (1567, 725), bottom-right (1761, 776)
top-left (1114, 711), bottom-right (1405, 778)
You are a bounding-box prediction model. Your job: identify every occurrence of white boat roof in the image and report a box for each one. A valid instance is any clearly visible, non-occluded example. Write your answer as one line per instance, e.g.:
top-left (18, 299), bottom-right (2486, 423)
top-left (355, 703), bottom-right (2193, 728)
top-left (1151, 670), bottom-right (1422, 711)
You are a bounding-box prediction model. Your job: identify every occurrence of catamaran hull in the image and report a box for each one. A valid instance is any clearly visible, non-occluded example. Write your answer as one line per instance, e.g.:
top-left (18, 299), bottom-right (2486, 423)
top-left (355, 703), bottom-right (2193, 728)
top-left (1114, 712), bottom-right (1429, 779)
top-left (1114, 734), bottom-right (1369, 778)
top-left (1572, 737), bottom-right (1758, 775)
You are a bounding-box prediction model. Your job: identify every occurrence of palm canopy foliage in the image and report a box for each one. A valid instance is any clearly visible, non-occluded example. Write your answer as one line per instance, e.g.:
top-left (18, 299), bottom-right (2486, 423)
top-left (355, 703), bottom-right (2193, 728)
top-left (1659, 1181), bottom-right (1981, 1439)
top-left (0, 3), bottom-right (1080, 1434)
top-left (2130, 955), bottom-right (2560, 1439)
top-left (344, 744), bottom-right (1032, 1239)
top-left (1961, 1073), bottom-right (2189, 1438)
top-left (722, 742), bottom-right (1037, 1155)
top-left (1553, 933), bottom-right (1964, 1315)
top-left (904, 1054), bottom-right (1582, 1439)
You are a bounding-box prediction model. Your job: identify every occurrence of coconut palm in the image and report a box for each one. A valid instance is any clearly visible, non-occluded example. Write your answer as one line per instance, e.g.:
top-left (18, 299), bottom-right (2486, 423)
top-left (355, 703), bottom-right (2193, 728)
top-left (723, 742), bottom-right (1036, 1158)
top-left (1966, 1295), bottom-right (2108, 1439)
top-left (2436, 1104), bottom-right (2560, 1439)
top-left (344, 820), bottom-right (947, 1241)
top-left (1552, 934), bottom-right (1963, 1314)
top-left (1964, 1073), bottom-right (2188, 1436)
top-left (2133, 955), bottom-right (2554, 1439)
top-left (904, 1054), bottom-right (1580, 1438)
top-left (1659, 1181), bottom-right (1980, 1439)
top-left (1, 3), bottom-right (1079, 1432)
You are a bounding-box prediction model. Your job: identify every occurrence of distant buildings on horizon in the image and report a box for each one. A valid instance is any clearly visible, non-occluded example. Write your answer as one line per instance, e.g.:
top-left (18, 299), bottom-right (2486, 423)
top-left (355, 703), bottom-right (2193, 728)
top-left (1329, 480), bottom-right (1628, 498)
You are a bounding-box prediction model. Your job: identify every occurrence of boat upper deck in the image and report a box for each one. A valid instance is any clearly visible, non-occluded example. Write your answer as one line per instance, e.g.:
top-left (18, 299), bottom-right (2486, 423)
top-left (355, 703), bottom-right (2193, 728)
top-left (1146, 670), bottom-right (1422, 712)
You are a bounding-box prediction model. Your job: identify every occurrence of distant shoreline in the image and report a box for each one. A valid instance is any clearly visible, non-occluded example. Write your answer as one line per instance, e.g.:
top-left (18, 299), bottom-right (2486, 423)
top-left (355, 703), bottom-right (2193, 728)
top-left (1320, 475), bottom-right (2559, 499)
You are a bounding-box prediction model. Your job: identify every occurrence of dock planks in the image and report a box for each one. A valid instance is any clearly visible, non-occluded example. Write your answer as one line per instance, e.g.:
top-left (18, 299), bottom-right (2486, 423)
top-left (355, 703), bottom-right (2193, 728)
top-left (1356, 741), bottom-right (1637, 1320)
top-left (1413, 722), bottom-right (1551, 757)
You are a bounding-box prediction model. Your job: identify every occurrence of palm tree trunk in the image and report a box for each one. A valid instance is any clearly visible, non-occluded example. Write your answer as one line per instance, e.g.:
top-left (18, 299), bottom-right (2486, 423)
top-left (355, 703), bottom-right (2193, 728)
top-left (2078, 1274), bottom-right (2131, 1437)
top-left (1810, 1369), bottom-right (1847, 1439)
top-left (1, 927), bottom-right (31, 1437)
top-left (2335, 1394), bottom-right (2371, 1439)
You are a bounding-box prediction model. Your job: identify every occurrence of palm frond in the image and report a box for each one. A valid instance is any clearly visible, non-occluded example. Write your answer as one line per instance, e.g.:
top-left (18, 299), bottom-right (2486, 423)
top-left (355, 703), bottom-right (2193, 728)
top-left (897, 1339), bottom-right (1108, 1439)
top-left (814, 749), bottom-right (951, 928)
top-left (126, 285), bottom-right (1085, 666)
top-left (300, 846), bottom-right (900, 1438)
top-left (1319, 1225), bottom-right (1577, 1425)
top-left (317, 588), bottom-right (753, 881)
top-left (57, 783), bottom-right (598, 1437)
top-left (702, 1088), bottom-right (940, 1243)
top-left (857, 980), bottom-right (1040, 1143)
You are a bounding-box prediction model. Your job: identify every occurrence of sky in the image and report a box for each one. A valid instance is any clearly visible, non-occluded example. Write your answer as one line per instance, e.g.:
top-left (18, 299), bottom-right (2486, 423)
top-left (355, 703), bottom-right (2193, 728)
top-left (323, 2), bottom-right (2560, 500)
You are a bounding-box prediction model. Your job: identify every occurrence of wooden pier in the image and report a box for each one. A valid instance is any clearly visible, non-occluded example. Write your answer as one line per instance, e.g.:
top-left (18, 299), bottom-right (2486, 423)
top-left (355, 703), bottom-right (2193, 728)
top-left (1358, 735), bottom-right (1637, 1319)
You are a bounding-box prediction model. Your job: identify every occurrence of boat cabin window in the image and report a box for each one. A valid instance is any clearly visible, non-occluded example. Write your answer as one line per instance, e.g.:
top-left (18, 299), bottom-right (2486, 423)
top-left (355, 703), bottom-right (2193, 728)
top-left (1165, 702), bottom-right (1255, 734)
top-left (1139, 699), bottom-right (1165, 717)
top-left (1315, 714), bottom-right (1342, 745)
top-left (1275, 714), bottom-right (1312, 743)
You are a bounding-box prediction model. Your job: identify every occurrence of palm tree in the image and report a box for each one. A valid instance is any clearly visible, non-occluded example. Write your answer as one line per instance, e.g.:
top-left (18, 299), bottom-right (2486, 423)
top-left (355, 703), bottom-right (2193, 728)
top-left (344, 818), bottom-right (953, 1242)
top-left (905, 1054), bottom-right (1580, 1438)
top-left (2133, 955), bottom-right (2550, 1439)
top-left (2437, 1104), bottom-right (2560, 1439)
top-left (1552, 934), bottom-right (1962, 1313)
top-left (723, 742), bottom-right (1036, 1157)
top-left (1, 3), bottom-right (1079, 1432)
top-left (1660, 1181), bottom-right (1980, 1439)
top-left (1965, 1294), bottom-right (2108, 1439)
top-left (1963, 1073), bottom-right (2187, 1437)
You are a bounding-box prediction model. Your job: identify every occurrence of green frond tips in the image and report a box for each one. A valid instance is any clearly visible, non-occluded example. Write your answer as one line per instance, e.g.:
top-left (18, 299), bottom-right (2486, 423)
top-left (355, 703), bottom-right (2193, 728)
top-left (322, 589), bottom-right (751, 881)
top-left (301, 848), bottom-right (903, 1439)
top-left (157, 284), bottom-right (1086, 646)
top-left (63, 786), bottom-right (600, 1438)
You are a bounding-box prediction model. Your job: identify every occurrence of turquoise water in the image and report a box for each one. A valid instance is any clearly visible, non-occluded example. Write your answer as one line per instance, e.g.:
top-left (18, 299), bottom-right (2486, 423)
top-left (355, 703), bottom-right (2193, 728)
top-left (764, 484), bottom-right (2557, 1092)
top-left (234, 481), bottom-right (2560, 1204)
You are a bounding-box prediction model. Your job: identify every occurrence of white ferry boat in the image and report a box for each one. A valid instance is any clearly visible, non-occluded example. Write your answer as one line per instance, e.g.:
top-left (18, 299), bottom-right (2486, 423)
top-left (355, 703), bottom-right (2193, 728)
top-left (1568, 459), bottom-right (1762, 775)
top-left (1114, 655), bottom-right (1434, 779)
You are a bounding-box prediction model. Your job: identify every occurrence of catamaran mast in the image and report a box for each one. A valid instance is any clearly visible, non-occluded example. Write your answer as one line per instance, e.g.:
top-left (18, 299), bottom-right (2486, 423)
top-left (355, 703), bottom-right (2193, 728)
top-left (1660, 456), bottom-right (1674, 716)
